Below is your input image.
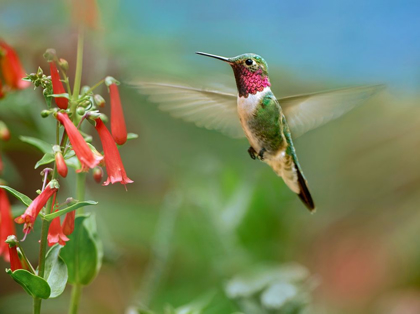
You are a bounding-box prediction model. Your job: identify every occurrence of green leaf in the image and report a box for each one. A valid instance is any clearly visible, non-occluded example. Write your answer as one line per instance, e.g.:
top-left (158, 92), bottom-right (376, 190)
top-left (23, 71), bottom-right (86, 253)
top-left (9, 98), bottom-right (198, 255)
top-left (19, 136), bottom-right (52, 154)
top-left (44, 245), bottom-right (68, 298)
top-left (6, 269), bottom-right (51, 299)
top-left (0, 185), bottom-right (32, 207)
top-left (44, 201), bottom-right (98, 221)
top-left (60, 214), bottom-right (103, 285)
top-left (35, 153), bottom-right (55, 169)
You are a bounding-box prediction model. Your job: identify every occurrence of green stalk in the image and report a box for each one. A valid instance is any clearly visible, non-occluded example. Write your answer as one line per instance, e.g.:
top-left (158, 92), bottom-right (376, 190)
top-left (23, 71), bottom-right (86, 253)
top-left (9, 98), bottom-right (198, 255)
top-left (34, 298), bottom-right (41, 314)
top-left (76, 172), bottom-right (86, 202)
top-left (61, 72), bottom-right (72, 100)
top-left (33, 168), bottom-right (57, 314)
top-left (72, 28), bottom-right (84, 103)
top-left (71, 27), bottom-right (85, 122)
top-left (67, 26), bottom-right (87, 314)
top-left (69, 284), bottom-right (82, 314)
top-left (67, 171), bottom-right (86, 314)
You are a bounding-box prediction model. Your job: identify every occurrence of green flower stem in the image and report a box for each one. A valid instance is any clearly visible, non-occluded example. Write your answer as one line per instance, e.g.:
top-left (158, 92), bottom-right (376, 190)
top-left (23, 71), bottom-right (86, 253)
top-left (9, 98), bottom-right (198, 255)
top-left (56, 121), bottom-right (60, 145)
top-left (34, 298), bottom-right (41, 314)
top-left (68, 163), bottom-right (87, 314)
top-left (76, 172), bottom-right (86, 203)
top-left (37, 218), bottom-right (52, 277)
top-left (33, 168), bottom-right (57, 314)
top-left (61, 73), bottom-right (72, 99)
top-left (72, 28), bottom-right (84, 103)
top-left (82, 78), bottom-right (105, 96)
top-left (71, 27), bottom-right (85, 122)
top-left (69, 284), bottom-right (82, 314)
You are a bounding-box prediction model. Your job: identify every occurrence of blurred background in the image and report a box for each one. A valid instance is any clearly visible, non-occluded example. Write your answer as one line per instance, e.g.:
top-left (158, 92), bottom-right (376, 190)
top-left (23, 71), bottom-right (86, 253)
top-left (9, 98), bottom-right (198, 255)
top-left (1, 0), bottom-right (420, 313)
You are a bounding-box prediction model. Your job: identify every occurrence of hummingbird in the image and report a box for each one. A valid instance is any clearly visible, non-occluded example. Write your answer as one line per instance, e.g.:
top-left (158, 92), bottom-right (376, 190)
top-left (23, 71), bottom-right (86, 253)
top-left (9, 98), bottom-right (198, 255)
top-left (133, 52), bottom-right (383, 212)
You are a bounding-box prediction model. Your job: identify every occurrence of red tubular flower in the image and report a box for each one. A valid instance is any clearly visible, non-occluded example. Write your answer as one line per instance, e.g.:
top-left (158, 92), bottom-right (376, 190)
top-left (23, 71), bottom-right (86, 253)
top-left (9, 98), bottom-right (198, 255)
top-left (47, 213), bottom-right (69, 247)
top-left (55, 151), bottom-right (68, 178)
top-left (95, 118), bottom-right (133, 186)
top-left (8, 245), bottom-right (22, 271)
top-left (0, 41), bottom-right (30, 90)
top-left (0, 189), bottom-right (16, 262)
top-left (62, 211), bottom-right (75, 236)
top-left (14, 181), bottom-right (59, 235)
top-left (108, 81), bottom-right (127, 145)
top-left (56, 112), bottom-right (103, 172)
top-left (49, 62), bottom-right (68, 109)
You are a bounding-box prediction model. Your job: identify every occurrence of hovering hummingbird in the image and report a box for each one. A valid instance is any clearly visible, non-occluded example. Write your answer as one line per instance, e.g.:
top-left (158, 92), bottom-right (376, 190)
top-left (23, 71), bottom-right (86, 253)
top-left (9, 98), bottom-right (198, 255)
top-left (133, 52), bottom-right (383, 211)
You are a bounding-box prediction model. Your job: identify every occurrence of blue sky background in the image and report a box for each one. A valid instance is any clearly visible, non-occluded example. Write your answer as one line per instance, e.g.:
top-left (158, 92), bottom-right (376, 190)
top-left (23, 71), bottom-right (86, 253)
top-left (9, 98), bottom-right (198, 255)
top-left (0, 0), bottom-right (419, 93)
top-left (117, 0), bottom-right (420, 94)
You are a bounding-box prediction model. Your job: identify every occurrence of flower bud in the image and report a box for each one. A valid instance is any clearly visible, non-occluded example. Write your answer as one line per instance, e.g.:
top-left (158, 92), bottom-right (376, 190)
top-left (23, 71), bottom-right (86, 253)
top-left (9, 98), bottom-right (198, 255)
top-left (94, 94), bottom-right (105, 107)
top-left (76, 107), bottom-right (86, 116)
top-left (55, 151), bottom-right (68, 178)
top-left (41, 110), bottom-right (51, 118)
top-left (0, 121), bottom-right (10, 141)
top-left (78, 99), bottom-right (91, 108)
top-left (81, 85), bottom-right (91, 95)
top-left (58, 58), bottom-right (68, 72)
top-left (6, 236), bottom-right (22, 271)
top-left (105, 76), bottom-right (120, 87)
top-left (93, 166), bottom-right (103, 183)
top-left (43, 48), bottom-right (56, 62)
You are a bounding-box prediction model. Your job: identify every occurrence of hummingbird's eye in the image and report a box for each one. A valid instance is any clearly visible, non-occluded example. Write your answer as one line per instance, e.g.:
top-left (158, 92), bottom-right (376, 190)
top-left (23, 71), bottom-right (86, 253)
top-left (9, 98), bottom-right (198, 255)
top-left (245, 59), bottom-right (253, 66)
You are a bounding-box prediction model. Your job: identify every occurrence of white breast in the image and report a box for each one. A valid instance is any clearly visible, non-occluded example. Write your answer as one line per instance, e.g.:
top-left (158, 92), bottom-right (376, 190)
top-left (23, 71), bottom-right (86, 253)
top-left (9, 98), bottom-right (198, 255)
top-left (237, 87), bottom-right (271, 151)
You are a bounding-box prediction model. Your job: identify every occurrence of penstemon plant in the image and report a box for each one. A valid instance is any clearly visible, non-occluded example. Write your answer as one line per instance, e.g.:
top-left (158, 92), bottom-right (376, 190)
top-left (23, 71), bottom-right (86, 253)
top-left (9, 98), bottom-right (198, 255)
top-left (0, 26), bottom-right (135, 314)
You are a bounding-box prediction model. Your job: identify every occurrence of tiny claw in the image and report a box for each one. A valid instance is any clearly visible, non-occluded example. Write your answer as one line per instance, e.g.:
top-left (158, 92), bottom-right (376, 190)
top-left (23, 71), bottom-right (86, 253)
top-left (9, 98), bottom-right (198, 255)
top-left (248, 146), bottom-right (257, 160)
top-left (258, 148), bottom-right (266, 160)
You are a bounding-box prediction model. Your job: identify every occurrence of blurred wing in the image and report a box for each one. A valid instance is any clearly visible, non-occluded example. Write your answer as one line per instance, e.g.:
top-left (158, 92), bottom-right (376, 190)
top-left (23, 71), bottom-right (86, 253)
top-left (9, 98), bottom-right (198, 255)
top-left (280, 85), bottom-right (385, 138)
top-left (131, 82), bottom-right (245, 139)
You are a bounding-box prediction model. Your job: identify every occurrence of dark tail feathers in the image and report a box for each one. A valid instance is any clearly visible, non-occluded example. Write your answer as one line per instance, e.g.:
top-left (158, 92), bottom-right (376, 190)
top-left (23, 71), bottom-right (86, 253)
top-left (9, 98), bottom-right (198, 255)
top-left (296, 168), bottom-right (316, 212)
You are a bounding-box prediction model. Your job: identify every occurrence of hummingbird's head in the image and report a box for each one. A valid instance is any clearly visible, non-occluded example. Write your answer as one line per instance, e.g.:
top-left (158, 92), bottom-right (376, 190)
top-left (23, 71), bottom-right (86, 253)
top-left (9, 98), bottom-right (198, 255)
top-left (196, 52), bottom-right (271, 98)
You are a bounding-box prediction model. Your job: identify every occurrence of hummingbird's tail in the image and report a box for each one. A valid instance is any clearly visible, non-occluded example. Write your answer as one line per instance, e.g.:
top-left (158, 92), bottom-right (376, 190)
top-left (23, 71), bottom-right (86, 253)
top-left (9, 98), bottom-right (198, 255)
top-left (296, 166), bottom-right (315, 212)
top-left (265, 152), bottom-right (315, 212)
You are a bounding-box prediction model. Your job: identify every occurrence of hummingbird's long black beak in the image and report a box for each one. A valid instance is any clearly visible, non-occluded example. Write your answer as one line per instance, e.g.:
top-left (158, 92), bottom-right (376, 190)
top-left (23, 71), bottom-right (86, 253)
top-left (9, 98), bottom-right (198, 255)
top-left (196, 51), bottom-right (231, 63)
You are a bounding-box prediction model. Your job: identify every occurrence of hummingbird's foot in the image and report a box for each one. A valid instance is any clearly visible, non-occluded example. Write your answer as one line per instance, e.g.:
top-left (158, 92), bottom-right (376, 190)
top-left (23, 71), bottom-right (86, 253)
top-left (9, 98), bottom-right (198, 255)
top-left (258, 148), bottom-right (266, 160)
top-left (248, 146), bottom-right (257, 160)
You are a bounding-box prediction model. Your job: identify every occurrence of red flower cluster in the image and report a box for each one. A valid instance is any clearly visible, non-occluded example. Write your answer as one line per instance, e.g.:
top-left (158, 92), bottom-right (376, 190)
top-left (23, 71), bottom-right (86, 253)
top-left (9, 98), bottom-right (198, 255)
top-left (0, 40), bottom-right (30, 98)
